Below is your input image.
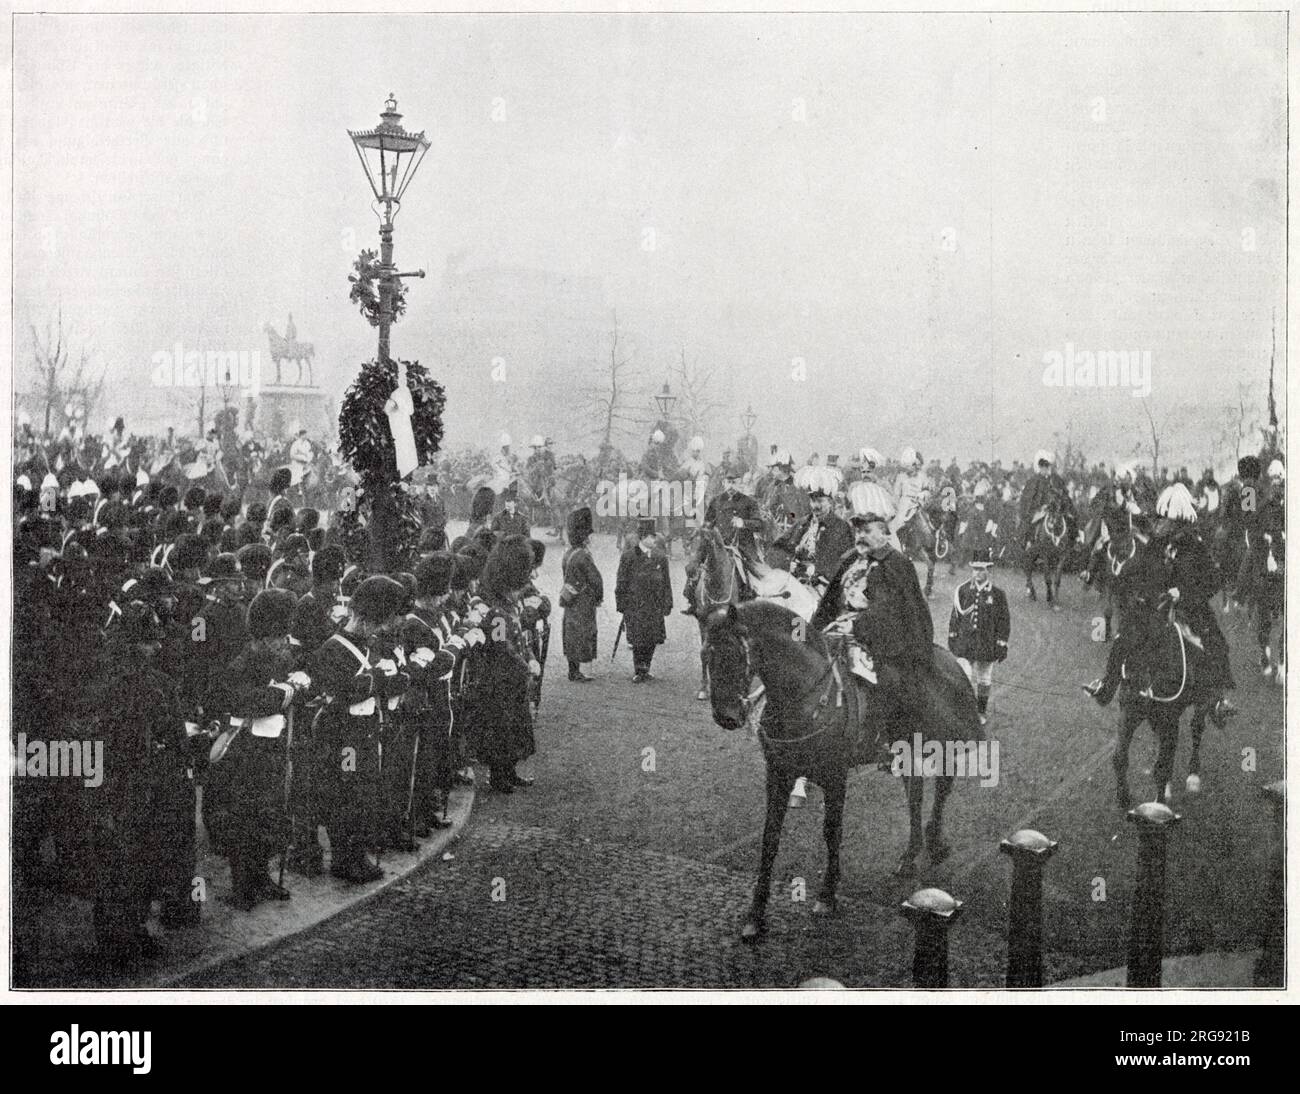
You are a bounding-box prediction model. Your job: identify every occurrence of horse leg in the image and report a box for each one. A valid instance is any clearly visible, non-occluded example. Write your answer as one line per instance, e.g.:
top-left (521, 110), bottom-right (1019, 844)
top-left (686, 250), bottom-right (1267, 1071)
top-left (924, 550), bottom-right (936, 598)
top-left (1153, 710), bottom-right (1180, 805)
top-left (894, 775), bottom-right (925, 877)
top-left (1186, 705), bottom-right (1207, 794)
top-left (742, 765), bottom-right (796, 943)
top-left (1113, 702), bottom-right (1139, 811)
top-left (926, 774), bottom-right (955, 864)
top-left (1024, 554), bottom-right (1038, 601)
top-left (814, 775), bottom-right (846, 914)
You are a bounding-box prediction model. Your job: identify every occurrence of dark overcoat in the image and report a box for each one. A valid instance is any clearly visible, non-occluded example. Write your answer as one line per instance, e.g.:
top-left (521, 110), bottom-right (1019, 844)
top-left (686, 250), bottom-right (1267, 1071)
top-left (561, 545), bottom-right (603, 663)
top-left (615, 546), bottom-right (673, 648)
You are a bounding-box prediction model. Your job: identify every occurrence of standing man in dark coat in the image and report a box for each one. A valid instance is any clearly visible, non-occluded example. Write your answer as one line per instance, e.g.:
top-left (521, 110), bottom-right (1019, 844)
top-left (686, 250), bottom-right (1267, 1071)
top-left (561, 506), bottom-right (603, 681)
top-left (491, 484), bottom-right (531, 539)
top-left (615, 518), bottom-right (674, 682)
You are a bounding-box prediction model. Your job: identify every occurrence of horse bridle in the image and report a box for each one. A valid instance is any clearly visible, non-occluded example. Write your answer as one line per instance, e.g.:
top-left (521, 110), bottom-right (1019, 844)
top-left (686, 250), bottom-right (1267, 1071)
top-left (696, 529), bottom-right (740, 611)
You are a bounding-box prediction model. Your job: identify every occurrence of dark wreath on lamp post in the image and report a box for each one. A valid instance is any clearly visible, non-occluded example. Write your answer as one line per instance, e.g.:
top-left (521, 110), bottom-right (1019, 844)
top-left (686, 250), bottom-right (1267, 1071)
top-left (338, 94), bottom-right (444, 572)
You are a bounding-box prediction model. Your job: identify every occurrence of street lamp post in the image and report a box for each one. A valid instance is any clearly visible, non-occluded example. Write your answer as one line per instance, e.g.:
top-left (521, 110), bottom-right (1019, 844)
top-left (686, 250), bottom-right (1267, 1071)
top-left (348, 94), bottom-right (432, 364)
top-left (741, 404), bottom-right (757, 436)
top-left (654, 382), bottom-right (678, 421)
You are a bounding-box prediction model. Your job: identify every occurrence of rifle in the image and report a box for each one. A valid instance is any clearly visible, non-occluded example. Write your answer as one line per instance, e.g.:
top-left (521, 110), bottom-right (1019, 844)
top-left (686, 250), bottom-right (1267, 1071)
top-left (611, 617), bottom-right (626, 661)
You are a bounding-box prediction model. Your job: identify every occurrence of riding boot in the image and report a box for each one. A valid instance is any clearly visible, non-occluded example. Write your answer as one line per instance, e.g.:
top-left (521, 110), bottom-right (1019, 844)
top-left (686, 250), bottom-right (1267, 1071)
top-left (1085, 641), bottom-right (1125, 705)
top-left (975, 687), bottom-right (989, 725)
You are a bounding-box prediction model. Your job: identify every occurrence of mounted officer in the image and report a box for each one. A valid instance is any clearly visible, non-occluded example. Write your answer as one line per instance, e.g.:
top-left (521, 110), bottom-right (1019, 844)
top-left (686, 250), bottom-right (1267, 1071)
top-left (1019, 450), bottom-right (1077, 550)
top-left (774, 485), bottom-right (852, 590)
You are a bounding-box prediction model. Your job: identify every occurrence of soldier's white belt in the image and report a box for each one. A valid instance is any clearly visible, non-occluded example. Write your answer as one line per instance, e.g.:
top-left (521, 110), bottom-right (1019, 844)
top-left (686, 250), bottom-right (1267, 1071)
top-left (349, 698), bottom-right (377, 717)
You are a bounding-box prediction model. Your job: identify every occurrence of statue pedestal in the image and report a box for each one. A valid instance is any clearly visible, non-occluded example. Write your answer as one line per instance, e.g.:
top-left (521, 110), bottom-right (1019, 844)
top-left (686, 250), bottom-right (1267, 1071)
top-left (256, 385), bottom-right (332, 442)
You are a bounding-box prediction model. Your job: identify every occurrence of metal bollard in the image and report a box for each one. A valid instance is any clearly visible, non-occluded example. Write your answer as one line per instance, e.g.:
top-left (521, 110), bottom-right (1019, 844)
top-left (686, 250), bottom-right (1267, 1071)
top-left (1126, 801), bottom-right (1181, 988)
top-left (901, 888), bottom-right (963, 988)
top-left (1000, 828), bottom-right (1058, 988)
top-left (1254, 780), bottom-right (1285, 987)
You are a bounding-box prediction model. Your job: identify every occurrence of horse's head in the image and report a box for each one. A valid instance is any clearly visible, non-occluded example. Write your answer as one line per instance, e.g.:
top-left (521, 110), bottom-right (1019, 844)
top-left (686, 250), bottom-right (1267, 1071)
top-left (704, 603), bottom-right (753, 730)
top-left (690, 525), bottom-right (737, 615)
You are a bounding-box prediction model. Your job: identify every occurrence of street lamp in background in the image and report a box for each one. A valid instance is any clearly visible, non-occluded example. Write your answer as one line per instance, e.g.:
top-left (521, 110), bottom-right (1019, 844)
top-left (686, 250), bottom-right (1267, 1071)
top-left (654, 382), bottom-right (678, 421)
top-left (348, 94), bottom-right (431, 364)
top-left (741, 404), bottom-right (757, 436)
top-left (738, 404), bottom-right (758, 474)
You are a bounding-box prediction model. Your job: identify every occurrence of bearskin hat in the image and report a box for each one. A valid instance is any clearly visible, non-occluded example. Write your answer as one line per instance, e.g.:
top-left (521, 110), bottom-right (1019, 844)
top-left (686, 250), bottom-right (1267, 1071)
top-left (473, 527), bottom-right (497, 555)
top-left (470, 486), bottom-right (496, 523)
top-left (270, 467), bottom-right (293, 495)
top-left (280, 532), bottom-right (310, 558)
top-left (236, 522), bottom-right (261, 547)
top-left (183, 486), bottom-right (207, 511)
top-left (171, 532), bottom-right (208, 572)
top-left (130, 568), bottom-right (175, 605)
top-left (202, 493), bottom-right (224, 518)
top-left (483, 534), bottom-right (535, 595)
top-left (119, 600), bottom-right (163, 646)
top-left (158, 485), bottom-right (180, 509)
top-left (340, 565), bottom-right (367, 598)
top-left (97, 471), bottom-right (120, 497)
top-left (161, 510), bottom-right (191, 542)
top-left (298, 507), bottom-right (320, 532)
top-left (450, 551), bottom-right (483, 590)
top-left (207, 552), bottom-right (242, 580)
top-left (221, 496), bottom-right (243, 522)
top-left (1238, 455), bottom-right (1262, 481)
top-left (144, 481), bottom-right (164, 504)
top-left (566, 506), bottom-right (593, 545)
top-left (270, 506), bottom-right (296, 533)
top-left (201, 517), bottom-right (226, 544)
top-left (246, 502), bottom-right (268, 525)
top-left (393, 572), bottom-right (418, 612)
top-left (312, 544), bottom-right (347, 583)
top-left (306, 527), bottom-right (325, 552)
top-left (219, 527), bottom-right (241, 553)
top-left (236, 543), bottom-right (274, 581)
top-left (351, 575), bottom-right (405, 624)
top-left (530, 539), bottom-right (546, 569)
top-left (247, 588), bottom-right (297, 640)
top-left (415, 552), bottom-right (454, 598)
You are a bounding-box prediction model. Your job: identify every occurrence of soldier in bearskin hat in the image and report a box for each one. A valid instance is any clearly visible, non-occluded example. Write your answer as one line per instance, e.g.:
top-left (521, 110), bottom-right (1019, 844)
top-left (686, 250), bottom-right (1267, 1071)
top-left (947, 546), bottom-right (1011, 726)
top-left (476, 536), bottom-right (540, 792)
top-left (264, 467), bottom-right (294, 538)
top-left (561, 506), bottom-right (603, 681)
top-left (466, 485), bottom-right (497, 546)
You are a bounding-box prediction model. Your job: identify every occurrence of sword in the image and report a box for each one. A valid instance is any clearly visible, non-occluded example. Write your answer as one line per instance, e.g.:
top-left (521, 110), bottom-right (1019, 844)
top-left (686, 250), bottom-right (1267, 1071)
top-left (611, 617), bottom-right (626, 661)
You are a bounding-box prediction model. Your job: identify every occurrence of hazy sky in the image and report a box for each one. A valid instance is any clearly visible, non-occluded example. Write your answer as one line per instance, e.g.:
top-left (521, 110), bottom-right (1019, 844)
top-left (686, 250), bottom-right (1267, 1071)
top-left (12, 10), bottom-right (1286, 468)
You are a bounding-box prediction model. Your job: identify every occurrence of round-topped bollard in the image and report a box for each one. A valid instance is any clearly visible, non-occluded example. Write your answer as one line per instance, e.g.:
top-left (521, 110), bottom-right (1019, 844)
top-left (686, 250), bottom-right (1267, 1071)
top-left (901, 888), bottom-right (963, 988)
top-left (1000, 829), bottom-right (1059, 988)
top-left (1126, 801), bottom-right (1182, 987)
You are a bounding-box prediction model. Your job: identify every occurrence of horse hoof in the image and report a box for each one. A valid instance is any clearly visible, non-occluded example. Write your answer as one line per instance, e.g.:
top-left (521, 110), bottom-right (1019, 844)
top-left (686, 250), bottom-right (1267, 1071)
top-left (892, 858), bottom-right (917, 879)
top-left (812, 898), bottom-right (838, 916)
top-left (1162, 782), bottom-right (1173, 804)
top-left (1186, 774), bottom-right (1202, 794)
top-left (740, 920), bottom-right (767, 944)
top-left (696, 690), bottom-right (708, 702)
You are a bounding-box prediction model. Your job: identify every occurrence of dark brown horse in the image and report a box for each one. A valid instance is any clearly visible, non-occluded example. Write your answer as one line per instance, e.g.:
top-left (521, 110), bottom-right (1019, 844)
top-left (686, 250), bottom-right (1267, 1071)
top-left (704, 599), bottom-right (983, 942)
top-left (1024, 493), bottom-right (1071, 608)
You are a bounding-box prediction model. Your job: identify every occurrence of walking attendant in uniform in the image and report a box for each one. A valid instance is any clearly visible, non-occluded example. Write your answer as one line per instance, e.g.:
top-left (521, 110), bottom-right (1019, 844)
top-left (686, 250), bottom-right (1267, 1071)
top-left (947, 546), bottom-right (1011, 726)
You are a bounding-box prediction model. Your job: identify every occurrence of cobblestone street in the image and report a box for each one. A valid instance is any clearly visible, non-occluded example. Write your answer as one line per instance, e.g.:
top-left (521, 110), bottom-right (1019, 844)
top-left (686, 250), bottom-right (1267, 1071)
top-left (183, 535), bottom-right (1284, 990)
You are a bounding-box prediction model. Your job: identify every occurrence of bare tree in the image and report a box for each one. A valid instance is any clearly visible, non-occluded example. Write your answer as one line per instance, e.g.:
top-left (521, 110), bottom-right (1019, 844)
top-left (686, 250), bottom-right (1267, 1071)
top-left (1137, 398), bottom-right (1165, 479)
top-left (671, 346), bottom-right (724, 443)
top-left (29, 308), bottom-right (104, 436)
top-left (582, 312), bottom-right (642, 456)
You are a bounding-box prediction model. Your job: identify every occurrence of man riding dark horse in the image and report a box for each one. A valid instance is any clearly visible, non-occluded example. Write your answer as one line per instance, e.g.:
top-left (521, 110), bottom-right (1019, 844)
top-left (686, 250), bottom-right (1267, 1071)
top-left (1019, 450), bottom-right (1077, 550)
top-left (683, 469), bottom-right (764, 614)
top-left (1084, 482), bottom-right (1237, 726)
top-left (810, 513), bottom-right (935, 761)
top-left (773, 486), bottom-right (853, 590)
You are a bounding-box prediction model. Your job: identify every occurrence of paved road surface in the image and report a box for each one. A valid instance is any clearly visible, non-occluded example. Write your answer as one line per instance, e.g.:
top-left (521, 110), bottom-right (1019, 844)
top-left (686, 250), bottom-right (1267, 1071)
top-left (187, 532), bottom-right (1284, 989)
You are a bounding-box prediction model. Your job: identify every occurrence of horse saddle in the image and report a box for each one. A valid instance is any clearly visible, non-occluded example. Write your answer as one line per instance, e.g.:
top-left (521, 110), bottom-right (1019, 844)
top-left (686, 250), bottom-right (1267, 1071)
top-left (821, 633), bottom-right (893, 768)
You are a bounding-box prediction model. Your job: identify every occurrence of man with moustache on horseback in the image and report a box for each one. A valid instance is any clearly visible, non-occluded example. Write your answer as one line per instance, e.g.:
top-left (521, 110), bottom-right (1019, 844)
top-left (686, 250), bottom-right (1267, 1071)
top-left (811, 512), bottom-right (935, 761)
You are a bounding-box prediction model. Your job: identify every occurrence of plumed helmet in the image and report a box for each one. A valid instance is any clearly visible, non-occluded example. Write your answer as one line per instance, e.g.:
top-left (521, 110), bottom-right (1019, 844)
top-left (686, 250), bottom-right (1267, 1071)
top-left (119, 600), bottom-right (164, 646)
top-left (1268, 459), bottom-right (1285, 481)
top-left (1237, 455), bottom-right (1262, 480)
top-left (470, 485), bottom-right (496, 523)
top-left (652, 429), bottom-right (666, 445)
top-left (499, 432), bottom-right (512, 448)
top-left (247, 589), bottom-right (297, 639)
top-left (415, 552), bottom-right (454, 598)
top-left (270, 467), bottom-right (293, 495)
top-left (1156, 483), bottom-right (1197, 522)
top-left (770, 448), bottom-right (793, 469)
top-left (484, 534), bottom-right (535, 593)
top-left (171, 533), bottom-right (208, 572)
top-left (311, 544), bottom-right (346, 582)
top-left (566, 505), bottom-right (593, 544)
top-left (858, 447), bottom-right (882, 468)
top-left (350, 575), bottom-right (405, 624)
top-left (689, 435), bottom-right (705, 452)
top-left (1114, 460), bottom-right (1138, 481)
top-left (530, 434), bottom-right (544, 448)
top-left (900, 447), bottom-right (920, 467)
top-left (236, 543), bottom-right (273, 581)
top-left (1035, 450), bottom-right (1054, 467)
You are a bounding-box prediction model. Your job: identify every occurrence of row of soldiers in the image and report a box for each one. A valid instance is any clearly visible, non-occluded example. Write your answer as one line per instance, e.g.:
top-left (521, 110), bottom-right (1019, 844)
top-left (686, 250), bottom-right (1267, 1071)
top-left (14, 468), bottom-right (550, 966)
